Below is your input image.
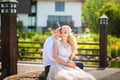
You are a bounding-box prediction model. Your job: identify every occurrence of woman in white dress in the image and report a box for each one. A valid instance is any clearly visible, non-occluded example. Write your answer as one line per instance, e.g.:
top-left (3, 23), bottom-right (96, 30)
top-left (47, 25), bottom-right (96, 80)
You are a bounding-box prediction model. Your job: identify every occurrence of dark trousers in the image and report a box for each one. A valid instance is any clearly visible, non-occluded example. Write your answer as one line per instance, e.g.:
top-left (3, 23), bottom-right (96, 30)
top-left (75, 61), bottom-right (84, 69)
top-left (45, 65), bottom-right (50, 76)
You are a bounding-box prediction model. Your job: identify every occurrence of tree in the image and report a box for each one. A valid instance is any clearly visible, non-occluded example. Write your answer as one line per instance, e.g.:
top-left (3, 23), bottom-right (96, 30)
top-left (82, 0), bottom-right (120, 37)
top-left (82, 0), bottom-right (105, 33)
top-left (99, 0), bottom-right (120, 37)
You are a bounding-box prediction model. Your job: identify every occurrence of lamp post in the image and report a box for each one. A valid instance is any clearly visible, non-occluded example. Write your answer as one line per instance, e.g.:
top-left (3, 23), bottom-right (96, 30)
top-left (99, 14), bottom-right (108, 68)
top-left (0, 0), bottom-right (17, 78)
top-left (0, 0), bottom-right (17, 14)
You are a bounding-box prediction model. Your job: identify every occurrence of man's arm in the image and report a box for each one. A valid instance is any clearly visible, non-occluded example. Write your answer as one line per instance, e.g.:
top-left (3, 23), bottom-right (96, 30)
top-left (43, 38), bottom-right (54, 61)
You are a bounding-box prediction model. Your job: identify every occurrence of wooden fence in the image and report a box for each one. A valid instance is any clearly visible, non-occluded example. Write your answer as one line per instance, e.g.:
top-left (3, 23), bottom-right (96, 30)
top-left (18, 41), bottom-right (43, 60)
top-left (18, 41), bottom-right (100, 67)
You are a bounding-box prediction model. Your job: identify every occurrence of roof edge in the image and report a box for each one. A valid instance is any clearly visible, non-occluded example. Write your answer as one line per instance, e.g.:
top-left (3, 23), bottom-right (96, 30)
top-left (37, 0), bottom-right (85, 2)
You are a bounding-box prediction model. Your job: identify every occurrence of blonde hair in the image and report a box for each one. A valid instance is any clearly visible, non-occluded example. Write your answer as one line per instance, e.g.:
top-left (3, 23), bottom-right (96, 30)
top-left (62, 25), bottom-right (78, 59)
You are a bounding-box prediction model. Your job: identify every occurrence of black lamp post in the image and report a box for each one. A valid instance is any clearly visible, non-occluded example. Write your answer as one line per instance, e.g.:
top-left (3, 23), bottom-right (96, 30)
top-left (100, 15), bottom-right (108, 25)
top-left (0, 0), bottom-right (17, 14)
top-left (0, 0), bottom-right (17, 78)
top-left (99, 14), bottom-right (108, 68)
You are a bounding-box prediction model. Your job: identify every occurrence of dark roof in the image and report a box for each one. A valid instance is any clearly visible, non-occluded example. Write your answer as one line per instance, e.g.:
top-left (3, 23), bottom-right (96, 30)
top-left (16, 0), bottom-right (85, 13)
top-left (17, 0), bottom-right (31, 13)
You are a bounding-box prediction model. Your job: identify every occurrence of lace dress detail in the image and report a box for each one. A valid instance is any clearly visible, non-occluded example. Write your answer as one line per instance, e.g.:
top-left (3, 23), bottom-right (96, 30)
top-left (57, 40), bottom-right (71, 61)
top-left (47, 40), bottom-right (96, 80)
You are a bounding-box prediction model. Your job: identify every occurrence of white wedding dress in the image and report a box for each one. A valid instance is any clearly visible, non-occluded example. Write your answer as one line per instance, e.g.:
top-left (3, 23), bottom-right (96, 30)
top-left (47, 40), bottom-right (96, 80)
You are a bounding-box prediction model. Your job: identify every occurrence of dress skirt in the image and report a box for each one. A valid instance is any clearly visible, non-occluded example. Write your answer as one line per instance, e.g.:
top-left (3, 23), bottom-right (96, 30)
top-left (47, 62), bottom-right (96, 80)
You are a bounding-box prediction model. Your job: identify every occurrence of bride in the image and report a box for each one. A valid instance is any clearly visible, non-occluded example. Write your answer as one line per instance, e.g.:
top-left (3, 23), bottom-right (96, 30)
top-left (47, 25), bottom-right (96, 80)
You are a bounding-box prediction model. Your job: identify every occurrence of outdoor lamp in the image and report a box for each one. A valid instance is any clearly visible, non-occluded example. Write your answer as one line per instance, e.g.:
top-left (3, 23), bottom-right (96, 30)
top-left (100, 14), bottom-right (108, 25)
top-left (0, 0), bottom-right (17, 14)
top-left (99, 14), bottom-right (108, 67)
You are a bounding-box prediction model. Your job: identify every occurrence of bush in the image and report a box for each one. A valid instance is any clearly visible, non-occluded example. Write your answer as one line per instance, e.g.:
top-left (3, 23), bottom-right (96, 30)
top-left (28, 32), bottom-right (36, 39)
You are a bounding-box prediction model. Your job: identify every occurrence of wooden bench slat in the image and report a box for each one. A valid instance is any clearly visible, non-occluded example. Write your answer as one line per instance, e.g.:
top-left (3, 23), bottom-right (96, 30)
top-left (74, 59), bottom-right (99, 62)
top-left (18, 56), bottom-right (42, 59)
top-left (76, 54), bottom-right (99, 56)
top-left (18, 46), bottom-right (42, 48)
top-left (18, 52), bottom-right (42, 54)
top-left (77, 48), bottom-right (99, 51)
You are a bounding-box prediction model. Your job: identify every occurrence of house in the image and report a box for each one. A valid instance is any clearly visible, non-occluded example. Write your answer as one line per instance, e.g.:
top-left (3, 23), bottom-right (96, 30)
top-left (16, 0), bottom-right (85, 33)
top-left (17, 0), bottom-right (31, 32)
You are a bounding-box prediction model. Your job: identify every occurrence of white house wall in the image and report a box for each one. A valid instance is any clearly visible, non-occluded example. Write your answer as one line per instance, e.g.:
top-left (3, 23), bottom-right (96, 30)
top-left (37, 1), bottom-right (82, 28)
top-left (17, 14), bottom-right (29, 32)
top-left (17, 14), bottom-right (29, 27)
top-left (66, 2), bottom-right (82, 27)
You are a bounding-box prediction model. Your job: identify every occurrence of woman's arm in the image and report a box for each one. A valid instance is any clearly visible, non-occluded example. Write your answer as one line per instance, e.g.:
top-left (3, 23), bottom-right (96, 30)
top-left (68, 50), bottom-right (76, 67)
top-left (53, 42), bottom-right (75, 68)
top-left (69, 52), bottom-right (75, 60)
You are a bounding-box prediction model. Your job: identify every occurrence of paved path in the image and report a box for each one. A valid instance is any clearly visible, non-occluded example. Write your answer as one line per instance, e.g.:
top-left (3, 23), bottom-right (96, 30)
top-left (17, 62), bottom-right (120, 80)
top-left (85, 67), bottom-right (120, 80)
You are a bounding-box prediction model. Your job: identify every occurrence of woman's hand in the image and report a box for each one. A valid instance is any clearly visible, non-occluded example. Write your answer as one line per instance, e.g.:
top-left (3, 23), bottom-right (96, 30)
top-left (67, 60), bottom-right (76, 68)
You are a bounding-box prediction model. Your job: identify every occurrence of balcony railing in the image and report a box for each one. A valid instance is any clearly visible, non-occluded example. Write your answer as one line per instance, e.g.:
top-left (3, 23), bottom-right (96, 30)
top-left (47, 21), bottom-right (74, 28)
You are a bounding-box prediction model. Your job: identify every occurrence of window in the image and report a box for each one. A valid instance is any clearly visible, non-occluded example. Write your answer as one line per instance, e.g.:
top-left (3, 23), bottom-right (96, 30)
top-left (31, 4), bottom-right (36, 13)
top-left (48, 16), bottom-right (72, 22)
top-left (55, 2), bottom-right (64, 11)
top-left (28, 16), bottom-right (36, 26)
top-left (48, 16), bottom-right (73, 27)
top-left (28, 27), bottom-right (36, 32)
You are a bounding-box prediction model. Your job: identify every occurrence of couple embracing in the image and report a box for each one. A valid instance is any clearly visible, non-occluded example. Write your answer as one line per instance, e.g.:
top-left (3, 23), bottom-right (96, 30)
top-left (43, 22), bottom-right (96, 80)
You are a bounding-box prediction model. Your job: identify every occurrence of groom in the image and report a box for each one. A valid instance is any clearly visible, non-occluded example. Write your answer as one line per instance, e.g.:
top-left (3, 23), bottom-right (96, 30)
top-left (43, 22), bottom-right (84, 76)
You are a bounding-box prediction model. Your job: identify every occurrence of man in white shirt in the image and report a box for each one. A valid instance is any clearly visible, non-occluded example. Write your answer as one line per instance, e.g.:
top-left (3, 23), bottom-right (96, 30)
top-left (43, 22), bottom-right (64, 75)
top-left (43, 22), bottom-right (83, 76)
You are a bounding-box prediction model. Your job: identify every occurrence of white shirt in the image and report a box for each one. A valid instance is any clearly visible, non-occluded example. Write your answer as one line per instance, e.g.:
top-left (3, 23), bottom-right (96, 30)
top-left (43, 36), bottom-right (68, 67)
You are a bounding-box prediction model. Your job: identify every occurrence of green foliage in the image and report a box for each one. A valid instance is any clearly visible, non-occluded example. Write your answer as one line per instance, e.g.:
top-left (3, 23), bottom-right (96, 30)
top-left (28, 32), bottom-right (36, 39)
top-left (37, 33), bottom-right (49, 42)
top-left (96, 0), bottom-right (120, 37)
top-left (107, 35), bottom-right (120, 58)
top-left (90, 33), bottom-right (99, 42)
top-left (43, 32), bottom-right (51, 36)
top-left (82, 0), bottom-right (120, 37)
top-left (105, 2), bottom-right (120, 37)
top-left (109, 61), bottom-right (120, 68)
top-left (111, 47), bottom-right (117, 58)
top-left (76, 33), bottom-right (99, 43)
top-left (17, 20), bottom-right (24, 36)
top-left (82, 0), bottom-right (105, 33)
top-left (20, 32), bottom-right (27, 40)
